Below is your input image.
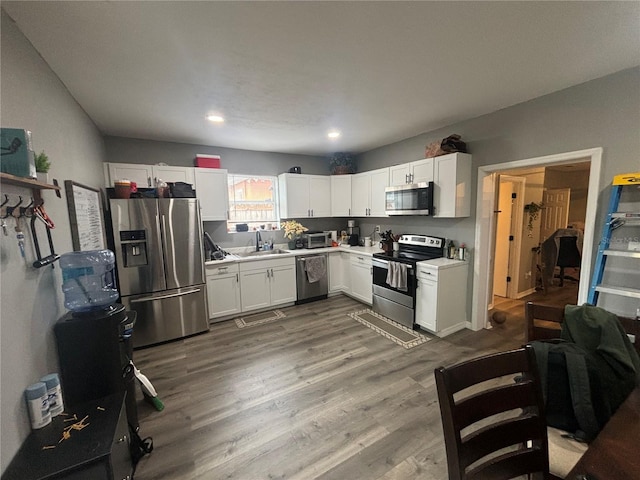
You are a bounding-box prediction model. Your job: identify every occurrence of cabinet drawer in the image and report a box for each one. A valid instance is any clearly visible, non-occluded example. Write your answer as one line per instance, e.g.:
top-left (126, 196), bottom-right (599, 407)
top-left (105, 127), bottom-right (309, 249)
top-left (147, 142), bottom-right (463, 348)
top-left (206, 263), bottom-right (239, 277)
top-left (349, 254), bottom-right (372, 267)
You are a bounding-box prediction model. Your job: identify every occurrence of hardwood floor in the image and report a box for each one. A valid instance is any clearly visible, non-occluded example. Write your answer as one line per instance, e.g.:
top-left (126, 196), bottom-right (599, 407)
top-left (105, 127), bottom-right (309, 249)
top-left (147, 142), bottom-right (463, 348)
top-left (132, 289), bottom-right (576, 480)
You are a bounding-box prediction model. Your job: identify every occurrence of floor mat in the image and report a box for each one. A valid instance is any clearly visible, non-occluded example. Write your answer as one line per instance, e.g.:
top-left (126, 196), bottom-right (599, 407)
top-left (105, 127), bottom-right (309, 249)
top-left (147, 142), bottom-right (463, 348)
top-left (235, 309), bottom-right (286, 328)
top-left (348, 309), bottom-right (430, 349)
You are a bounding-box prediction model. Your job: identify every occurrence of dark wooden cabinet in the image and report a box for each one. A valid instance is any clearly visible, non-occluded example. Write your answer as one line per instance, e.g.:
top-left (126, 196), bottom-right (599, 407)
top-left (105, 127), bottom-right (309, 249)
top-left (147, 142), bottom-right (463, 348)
top-left (2, 393), bottom-right (132, 480)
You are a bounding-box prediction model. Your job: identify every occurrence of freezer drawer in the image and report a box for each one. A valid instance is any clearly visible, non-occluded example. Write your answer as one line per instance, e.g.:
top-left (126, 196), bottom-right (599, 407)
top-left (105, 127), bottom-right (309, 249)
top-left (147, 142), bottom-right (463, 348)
top-left (123, 285), bottom-right (209, 348)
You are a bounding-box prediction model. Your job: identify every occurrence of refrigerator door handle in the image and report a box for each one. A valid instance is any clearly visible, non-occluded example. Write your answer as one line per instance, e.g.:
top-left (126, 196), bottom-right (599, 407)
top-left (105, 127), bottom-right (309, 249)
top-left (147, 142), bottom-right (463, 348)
top-left (129, 287), bottom-right (201, 304)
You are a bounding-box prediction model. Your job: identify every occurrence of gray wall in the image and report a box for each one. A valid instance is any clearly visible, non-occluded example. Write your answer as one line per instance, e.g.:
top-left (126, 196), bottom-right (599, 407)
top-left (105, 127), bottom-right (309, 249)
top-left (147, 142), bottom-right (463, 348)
top-left (356, 67), bottom-right (640, 318)
top-left (1, 11), bottom-right (107, 471)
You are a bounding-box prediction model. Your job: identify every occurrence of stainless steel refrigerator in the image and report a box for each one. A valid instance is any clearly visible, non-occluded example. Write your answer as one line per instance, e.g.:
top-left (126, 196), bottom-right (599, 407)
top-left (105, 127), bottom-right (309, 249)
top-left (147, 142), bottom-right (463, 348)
top-left (109, 198), bottom-right (209, 348)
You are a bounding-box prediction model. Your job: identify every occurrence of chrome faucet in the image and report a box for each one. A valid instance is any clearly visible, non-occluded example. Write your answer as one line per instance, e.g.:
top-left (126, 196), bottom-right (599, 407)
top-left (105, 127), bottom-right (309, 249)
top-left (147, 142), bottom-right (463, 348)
top-left (256, 230), bottom-right (263, 251)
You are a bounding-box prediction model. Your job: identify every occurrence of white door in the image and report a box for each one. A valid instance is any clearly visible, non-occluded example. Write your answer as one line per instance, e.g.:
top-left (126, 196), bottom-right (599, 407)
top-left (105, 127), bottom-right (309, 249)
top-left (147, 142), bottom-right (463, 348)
top-left (493, 179), bottom-right (516, 298)
top-left (153, 166), bottom-right (195, 186)
top-left (328, 252), bottom-right (344, 293)
top-left (330, 175), bottom-right (352, 216)
top-left (389, 164), bottom-right (411, 186)
top-left (351, 173), bottom-right (370, 216)
top-left (269, 265), bottom-right (297, 305)
top-left (415, 270), bottom-right (438, 331)
top-left (350, 259), bottom-right (372, 304)
top-left (194, 168), bottom-right (229, 221)
top-left (107, 163), bottom-right (153, 188)
top-left (411, 158), bottom-right (434, 184)
top-left (239, 270), bottom-right (271, 312)
top-left (369, 168), bottom-right (389, 217)
top-left (206, 272), bottom-right (241, 319)
top-left (309, 176), bottom-right (331, 217)
top-left (540, 188), bottom-right (571, 242)
top-left (283, 175), bottom-right (310, 218)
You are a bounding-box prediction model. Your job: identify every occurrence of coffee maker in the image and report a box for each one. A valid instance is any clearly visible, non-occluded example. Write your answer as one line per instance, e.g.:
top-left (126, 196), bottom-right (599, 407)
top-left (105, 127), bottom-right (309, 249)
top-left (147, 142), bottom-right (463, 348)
top-left (347, 219), bottom-right (360, 246)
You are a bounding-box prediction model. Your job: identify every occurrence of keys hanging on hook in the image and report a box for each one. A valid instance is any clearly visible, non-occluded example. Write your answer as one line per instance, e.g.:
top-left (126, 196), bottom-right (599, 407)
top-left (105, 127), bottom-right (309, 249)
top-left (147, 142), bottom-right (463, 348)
top-left (15, 216), bottom-right (25, 258)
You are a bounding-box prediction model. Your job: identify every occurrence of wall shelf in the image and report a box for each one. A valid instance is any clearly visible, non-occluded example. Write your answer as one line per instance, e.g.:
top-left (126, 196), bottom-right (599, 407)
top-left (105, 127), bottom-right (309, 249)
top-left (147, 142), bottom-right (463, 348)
top-left (0, 172), bottom-right (60, 191)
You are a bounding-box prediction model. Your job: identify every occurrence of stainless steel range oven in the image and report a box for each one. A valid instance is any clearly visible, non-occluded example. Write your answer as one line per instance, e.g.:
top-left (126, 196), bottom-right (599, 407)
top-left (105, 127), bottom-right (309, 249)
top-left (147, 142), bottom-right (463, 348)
top-left (372, 234), bottom-right (445, 328)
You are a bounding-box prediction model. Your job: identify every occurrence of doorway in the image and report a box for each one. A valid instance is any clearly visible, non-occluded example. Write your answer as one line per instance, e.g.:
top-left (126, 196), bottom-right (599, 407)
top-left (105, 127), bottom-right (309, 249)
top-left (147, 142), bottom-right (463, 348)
top-left (471, 148), bottom-right (602, 331)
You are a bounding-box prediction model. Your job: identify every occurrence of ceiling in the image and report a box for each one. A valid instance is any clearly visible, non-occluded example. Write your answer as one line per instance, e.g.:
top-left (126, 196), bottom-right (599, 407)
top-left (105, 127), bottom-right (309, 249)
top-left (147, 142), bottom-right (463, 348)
top-left (3, 1), bottom-right (639, 157)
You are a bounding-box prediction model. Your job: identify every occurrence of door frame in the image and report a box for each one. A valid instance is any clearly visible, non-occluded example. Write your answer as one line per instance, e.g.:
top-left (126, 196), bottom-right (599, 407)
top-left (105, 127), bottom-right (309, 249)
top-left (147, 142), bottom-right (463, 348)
top-left (471, 148), bottom-right (602, 330)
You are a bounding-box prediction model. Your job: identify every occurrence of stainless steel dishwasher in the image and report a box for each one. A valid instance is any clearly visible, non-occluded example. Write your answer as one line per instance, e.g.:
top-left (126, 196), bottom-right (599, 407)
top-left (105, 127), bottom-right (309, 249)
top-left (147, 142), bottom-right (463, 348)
top-left (295, 253), bottom-right (328, 304)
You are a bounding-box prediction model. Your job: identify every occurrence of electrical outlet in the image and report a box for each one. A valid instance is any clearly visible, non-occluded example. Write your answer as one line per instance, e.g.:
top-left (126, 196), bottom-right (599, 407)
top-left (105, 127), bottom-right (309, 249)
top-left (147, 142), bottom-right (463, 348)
top-left (374, 225), bottom-right (381, 233)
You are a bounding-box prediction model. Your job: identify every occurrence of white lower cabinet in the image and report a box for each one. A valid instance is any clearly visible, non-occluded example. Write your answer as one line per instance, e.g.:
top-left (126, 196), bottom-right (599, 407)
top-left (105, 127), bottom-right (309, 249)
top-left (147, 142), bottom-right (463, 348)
top-left (329, 251), bottom-right (351, 293)
top-left (415, 260), bottom-right (468, 336)
top-left (239, 257), bottom-right (296, 312)
top-left (349, 254), bottom-right (372, 304)
top-left (206, 263), bottom-right (241, 320)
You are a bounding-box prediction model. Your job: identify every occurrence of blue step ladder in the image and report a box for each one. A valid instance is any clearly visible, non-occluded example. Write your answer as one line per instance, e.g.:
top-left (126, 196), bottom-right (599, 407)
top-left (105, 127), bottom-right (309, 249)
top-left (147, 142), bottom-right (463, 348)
top-left (587, 173), bottom-right (640, 305)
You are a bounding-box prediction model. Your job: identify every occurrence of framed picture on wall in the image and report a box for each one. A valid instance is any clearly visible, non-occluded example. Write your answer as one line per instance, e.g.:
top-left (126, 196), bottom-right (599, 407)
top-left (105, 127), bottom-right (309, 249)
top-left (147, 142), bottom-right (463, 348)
top-left (64, 180), bottom-right (106, 251)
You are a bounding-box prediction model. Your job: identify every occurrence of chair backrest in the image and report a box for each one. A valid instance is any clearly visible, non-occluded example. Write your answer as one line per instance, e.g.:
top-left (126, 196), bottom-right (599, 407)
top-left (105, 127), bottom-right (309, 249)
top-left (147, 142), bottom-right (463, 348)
top-left (556, 236), bottom-right (581, 267)
top-left (434, 346), bottom-right (552, 480)
top-left (525, 302), bottom-right (640, 354)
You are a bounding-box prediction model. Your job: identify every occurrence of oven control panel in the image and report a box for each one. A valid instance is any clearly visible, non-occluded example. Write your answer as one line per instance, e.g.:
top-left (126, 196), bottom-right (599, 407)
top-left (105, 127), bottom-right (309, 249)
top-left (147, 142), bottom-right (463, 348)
top-left (399, 235), bottom-right (444, 248)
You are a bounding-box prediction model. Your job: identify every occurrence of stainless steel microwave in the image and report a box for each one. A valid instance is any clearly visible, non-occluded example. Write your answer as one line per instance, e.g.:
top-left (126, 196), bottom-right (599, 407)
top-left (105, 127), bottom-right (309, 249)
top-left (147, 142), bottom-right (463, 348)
top-left (385, 181), bottom-right (434, 215)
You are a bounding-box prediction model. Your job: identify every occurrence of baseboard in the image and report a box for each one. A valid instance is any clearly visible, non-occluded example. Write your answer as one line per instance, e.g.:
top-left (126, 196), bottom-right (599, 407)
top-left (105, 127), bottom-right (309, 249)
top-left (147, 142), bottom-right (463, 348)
top-left (516, 288), bottom-right (537, 299)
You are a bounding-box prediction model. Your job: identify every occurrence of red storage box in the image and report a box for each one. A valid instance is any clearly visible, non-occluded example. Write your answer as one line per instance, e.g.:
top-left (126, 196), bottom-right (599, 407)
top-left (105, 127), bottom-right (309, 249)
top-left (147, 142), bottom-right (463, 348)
top-left (195, 154), bottom-right (221, 168)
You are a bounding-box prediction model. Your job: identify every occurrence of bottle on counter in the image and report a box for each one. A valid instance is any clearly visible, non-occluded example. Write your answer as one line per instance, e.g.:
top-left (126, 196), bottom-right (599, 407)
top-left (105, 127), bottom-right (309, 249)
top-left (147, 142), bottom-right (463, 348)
top-left (447, 240), bottom-right (456, 260)
top-left (458, 244), bottom-right (467, 261)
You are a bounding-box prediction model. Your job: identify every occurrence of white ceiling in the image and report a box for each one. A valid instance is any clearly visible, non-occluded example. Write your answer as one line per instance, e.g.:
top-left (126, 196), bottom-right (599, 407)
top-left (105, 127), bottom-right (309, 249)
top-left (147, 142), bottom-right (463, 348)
top-left (3, 1), bottom-right (639, 157)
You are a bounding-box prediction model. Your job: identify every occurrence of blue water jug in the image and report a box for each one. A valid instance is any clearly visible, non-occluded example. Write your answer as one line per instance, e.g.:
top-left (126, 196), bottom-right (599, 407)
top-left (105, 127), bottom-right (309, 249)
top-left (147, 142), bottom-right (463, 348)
top-left (60, 250), bottom-right (119, 312)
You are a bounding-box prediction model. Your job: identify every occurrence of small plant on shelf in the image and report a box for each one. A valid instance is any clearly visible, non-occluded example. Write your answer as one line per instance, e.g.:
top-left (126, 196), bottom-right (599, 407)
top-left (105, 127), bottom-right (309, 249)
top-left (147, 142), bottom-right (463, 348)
top-left (34, 151), bottom-right (51, 173)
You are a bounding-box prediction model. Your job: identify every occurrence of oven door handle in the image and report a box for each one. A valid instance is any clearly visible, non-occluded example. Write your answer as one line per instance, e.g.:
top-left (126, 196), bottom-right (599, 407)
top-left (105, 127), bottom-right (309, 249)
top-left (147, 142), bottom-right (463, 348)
top-left (372, 258), bottom-right (413, 270)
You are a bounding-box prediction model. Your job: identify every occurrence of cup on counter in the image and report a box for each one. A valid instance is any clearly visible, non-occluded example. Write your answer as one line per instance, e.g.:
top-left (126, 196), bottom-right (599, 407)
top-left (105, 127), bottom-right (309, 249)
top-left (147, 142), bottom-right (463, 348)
top-left (364, 236), bottom-right (372, 247)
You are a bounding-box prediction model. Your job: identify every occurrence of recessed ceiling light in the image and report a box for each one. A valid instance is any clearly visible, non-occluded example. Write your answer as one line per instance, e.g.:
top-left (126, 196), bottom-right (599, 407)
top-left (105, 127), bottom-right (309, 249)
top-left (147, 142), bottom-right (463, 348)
top-left (206, 115), bottom-right (225, 123)
top-left (328, 130), bottom-right (341, 139)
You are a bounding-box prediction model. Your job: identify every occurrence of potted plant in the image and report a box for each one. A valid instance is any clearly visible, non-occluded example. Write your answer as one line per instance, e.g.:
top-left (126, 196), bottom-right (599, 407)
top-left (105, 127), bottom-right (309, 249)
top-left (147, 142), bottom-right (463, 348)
top-left (282, 219), bottom-right (308, 249)
top-left (34, 150), bottom-right (51, 183)
top-left (328, 152), bottom-right (355, 175)
top-left (524, 201), bottom-right (544, 236)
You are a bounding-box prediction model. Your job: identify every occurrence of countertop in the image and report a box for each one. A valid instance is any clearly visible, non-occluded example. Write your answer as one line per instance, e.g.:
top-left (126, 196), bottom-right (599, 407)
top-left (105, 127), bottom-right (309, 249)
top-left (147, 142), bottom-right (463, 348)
top-left (417, 257), bottom-right (467, 269)
top-left (205, 244), bottom-right (383, 266)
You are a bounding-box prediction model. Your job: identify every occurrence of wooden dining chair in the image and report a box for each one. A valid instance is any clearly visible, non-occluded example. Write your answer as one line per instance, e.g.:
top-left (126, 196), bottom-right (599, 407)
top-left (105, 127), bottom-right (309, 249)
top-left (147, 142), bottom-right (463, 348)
top-left (435, 346), bottom-right (561, 480)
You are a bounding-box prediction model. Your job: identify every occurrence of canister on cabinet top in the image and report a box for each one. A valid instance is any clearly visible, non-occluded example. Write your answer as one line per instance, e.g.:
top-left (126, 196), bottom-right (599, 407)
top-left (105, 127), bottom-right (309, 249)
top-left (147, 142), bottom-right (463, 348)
top-left (458, 244), bottom-right (466, 261)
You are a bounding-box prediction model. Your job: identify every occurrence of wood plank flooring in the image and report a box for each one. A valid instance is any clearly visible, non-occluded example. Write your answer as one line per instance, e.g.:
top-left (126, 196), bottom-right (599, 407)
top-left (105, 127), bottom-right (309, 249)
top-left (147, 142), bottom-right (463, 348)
top-left (132, 288), bottom-right (576, 480)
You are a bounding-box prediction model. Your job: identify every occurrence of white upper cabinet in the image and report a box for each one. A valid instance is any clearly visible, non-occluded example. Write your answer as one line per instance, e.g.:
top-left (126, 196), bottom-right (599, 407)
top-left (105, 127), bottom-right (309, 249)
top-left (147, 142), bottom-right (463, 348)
top-left (389, 164), bottom-right (412, 186)
top-left (411, 158), bottom-right (435, 184)
top-left (278, 173), bottom-right (330, 218)
top-left (104, 162), bottom-right (194, 188)
top-left (152, 165), bottom-right (195, 186)
top-left (194, 168), bottom-right (229, 221)
top-left (433, 153), bottom-right (472, 218)
top-left (105, 163), bottom-right (154, 188)
top-left (352, 167), bottom-right (389, 217)
top-left (330, 175), bottom-right (352, 217)
top-left (389, 158), bottom-right (434, 186)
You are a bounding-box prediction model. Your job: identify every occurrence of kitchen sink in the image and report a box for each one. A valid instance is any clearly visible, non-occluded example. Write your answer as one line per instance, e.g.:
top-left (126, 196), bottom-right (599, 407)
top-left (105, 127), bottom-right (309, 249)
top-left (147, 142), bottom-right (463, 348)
top-left (236, 249), bottom-right (291, 258)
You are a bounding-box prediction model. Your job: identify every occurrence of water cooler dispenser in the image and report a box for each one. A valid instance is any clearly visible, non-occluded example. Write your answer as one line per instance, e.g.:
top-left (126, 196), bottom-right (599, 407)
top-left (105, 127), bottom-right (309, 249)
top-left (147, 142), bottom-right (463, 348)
top-left (54, 250), bottom-right (139, 430)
